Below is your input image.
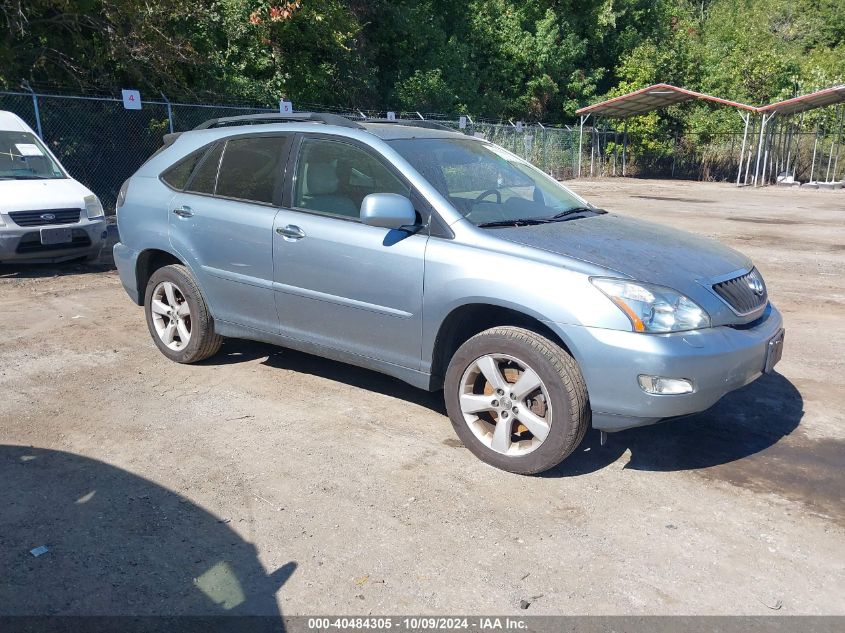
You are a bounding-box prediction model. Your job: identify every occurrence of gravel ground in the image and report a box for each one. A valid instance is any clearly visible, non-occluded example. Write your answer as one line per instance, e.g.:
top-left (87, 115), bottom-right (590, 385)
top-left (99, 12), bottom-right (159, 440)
top-left (0, 179), bottom-right (843, 616)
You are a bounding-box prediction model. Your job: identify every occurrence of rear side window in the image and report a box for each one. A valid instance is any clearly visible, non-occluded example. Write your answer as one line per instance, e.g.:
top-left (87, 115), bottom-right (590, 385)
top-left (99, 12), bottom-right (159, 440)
top-left (216, 136), bottom-right (288, 204)
top-left (161, 147), bottom-right (207, 190)
top-left (186, 143), bottom-right (223, 195)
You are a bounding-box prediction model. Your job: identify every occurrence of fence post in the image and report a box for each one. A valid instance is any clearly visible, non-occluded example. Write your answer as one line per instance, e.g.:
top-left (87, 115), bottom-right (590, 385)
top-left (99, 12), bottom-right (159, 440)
top-left (160, 93), bottom-right (174, 134)
top-left (22, 82), bottom-right (44, 139)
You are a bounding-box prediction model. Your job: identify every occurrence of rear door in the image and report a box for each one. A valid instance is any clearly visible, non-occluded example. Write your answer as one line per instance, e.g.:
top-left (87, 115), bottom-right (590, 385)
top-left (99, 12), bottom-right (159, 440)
top-left (272, 135), bottom-right (428, 370)
top-left (168, 133), bottom-right (292, 333)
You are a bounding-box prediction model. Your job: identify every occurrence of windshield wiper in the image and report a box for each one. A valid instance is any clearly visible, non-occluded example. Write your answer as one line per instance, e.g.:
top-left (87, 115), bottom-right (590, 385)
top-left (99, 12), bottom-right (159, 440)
top-left (7, 174), bottom-right (50, 180)
top-left (477, 207), bottom-right (606, 228)
top-left (476, 218), bottom-right (551, 228)
top-left (550, 206), bottom-right (605, 219)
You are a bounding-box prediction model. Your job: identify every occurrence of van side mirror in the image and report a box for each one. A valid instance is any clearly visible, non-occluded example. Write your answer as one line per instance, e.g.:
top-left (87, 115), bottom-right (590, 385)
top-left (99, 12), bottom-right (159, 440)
top-left (360, 193), bottom-right (417, 230)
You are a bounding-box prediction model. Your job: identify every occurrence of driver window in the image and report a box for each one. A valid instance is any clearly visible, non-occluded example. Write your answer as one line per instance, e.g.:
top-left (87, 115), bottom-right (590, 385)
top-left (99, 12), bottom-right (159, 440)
top-left (293, 138), bottom-right (410, 219)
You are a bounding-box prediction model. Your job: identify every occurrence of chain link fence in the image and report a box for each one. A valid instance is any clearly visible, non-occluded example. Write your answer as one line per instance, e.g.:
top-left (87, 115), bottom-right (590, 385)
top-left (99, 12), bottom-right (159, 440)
top-left (1, 91), bottom-right (585, 212)
top-left (3, 90), bottom-right (843, 213)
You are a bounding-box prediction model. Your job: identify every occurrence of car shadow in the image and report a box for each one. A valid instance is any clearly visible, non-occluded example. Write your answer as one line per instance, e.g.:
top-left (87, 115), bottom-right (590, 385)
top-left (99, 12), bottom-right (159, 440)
top-left (203, 342), bottom-right (804, 480)
top-left (0, 223), bottom-right (118, 278)
top-left (202, 339), bottom-right (447, 415)
top-left (0, 445), bottom-right (295, 623)
top-left (543, 372), bottom-right (804, 477)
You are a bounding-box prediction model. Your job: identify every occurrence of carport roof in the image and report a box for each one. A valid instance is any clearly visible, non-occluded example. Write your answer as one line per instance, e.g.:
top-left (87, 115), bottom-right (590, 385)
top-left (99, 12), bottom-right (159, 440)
top-left (575, 83), bottom-right (757, 118)
top-left (758, 85), bottom-right (845, 116)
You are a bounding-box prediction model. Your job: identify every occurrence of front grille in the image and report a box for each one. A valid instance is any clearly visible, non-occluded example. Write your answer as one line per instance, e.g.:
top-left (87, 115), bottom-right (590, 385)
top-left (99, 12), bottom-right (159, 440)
top-left (713, 268), bottom-right (768, 315)
top-left (9, 208), bottom-right (81, 227)
top-left (15, 230), bottom-right (91, 254)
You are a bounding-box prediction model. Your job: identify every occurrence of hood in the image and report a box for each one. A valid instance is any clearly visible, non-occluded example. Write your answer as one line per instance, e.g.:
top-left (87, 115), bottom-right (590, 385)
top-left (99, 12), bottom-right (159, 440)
top-left (491, 213), bottom-right (751, 289)
top-left (0, 178), bottom-right (94, 213)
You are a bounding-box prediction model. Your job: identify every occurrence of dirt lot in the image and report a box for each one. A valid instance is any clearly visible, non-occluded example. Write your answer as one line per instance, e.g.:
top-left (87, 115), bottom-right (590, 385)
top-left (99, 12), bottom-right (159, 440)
top-left (1, 179), bottom-right (843, 616)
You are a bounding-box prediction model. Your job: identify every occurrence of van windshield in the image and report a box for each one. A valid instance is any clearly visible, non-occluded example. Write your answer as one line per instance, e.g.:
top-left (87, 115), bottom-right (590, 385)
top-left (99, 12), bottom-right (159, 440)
top-left (0, 131), bottom-right (65, 180)
top-left (387, 137), bottom-right (594, 227)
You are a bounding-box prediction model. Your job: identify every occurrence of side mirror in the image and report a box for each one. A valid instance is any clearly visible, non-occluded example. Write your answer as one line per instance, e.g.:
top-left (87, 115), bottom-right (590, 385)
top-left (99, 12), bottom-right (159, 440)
top-left (360, 193), bottom-right (417, 230)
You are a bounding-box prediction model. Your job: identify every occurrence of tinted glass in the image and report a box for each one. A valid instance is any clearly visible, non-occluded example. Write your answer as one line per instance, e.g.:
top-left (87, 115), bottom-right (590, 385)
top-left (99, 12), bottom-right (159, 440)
top-left (0, 131), bottom-right (64, 180)
top-left (186, 142), bottom-right (223, 195)
top-left (388, 138), bottom-right (586, 226)
top-left (294, 138), bottom-right (409, 219)
top-left (161, 147), bottom-right (207, 190)
top-left (216, 136), bottom-right (288, 204)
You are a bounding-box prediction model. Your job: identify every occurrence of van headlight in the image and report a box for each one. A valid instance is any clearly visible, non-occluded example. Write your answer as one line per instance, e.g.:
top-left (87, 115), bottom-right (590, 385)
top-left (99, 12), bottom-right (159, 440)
top-left (84, 195), bottom-right (104, 220)
top-left (591, 278), bottom-right (710, 333)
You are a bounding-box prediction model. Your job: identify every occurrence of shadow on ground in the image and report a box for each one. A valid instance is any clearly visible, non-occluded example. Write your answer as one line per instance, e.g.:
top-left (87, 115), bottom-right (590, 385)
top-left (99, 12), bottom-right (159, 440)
top-left (199, 341), bottom-right (843, 523)
top-left (0, 445), bottom-right (295, 617)
top-left (206, 339), bottom-right (446, 414)
top-left (547, 372), bottom-right (805, 476)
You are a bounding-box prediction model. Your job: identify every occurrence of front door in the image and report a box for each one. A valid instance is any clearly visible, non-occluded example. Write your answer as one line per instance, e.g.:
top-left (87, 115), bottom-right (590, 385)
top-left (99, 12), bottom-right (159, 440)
top-left (273, 136), bottom-right (427, 370)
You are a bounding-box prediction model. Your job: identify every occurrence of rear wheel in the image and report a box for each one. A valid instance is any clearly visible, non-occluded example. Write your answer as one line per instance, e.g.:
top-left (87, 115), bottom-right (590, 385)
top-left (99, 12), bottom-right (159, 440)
top-left (144, 264), bottom-right (222, 363)
top-left (444, 326), bottom-right (589, 475)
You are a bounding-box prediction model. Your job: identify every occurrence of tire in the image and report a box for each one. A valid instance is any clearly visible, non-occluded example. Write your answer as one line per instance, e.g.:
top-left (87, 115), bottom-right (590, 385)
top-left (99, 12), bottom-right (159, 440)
top-left (144, 264), bottom-right (222, 363)
top-left (444, 326), bottom-right (589, 475)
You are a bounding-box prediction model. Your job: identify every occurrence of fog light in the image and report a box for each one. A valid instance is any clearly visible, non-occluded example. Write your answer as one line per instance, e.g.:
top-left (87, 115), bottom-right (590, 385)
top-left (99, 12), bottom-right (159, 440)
top-left (638, 375), bottom-right (694, 395)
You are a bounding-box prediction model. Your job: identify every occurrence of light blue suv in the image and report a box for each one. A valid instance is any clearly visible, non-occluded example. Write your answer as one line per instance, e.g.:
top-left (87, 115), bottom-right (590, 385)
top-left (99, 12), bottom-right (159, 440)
top-left (114, 113), bottom-right (784, 474)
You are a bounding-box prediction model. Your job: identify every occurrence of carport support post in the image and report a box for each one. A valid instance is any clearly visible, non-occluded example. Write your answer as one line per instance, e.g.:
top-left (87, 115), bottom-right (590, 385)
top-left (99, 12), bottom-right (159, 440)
top-left (753, 113), bottom-right (771, 187)
top-left (763, 116), bottom-right (778, 185)
top-left (810, 124), bottom-right (819, 183)
top-left (622, 119), bottom-right (628, 177)
top-left (826, 105), bottom-right (843, 182)
top-left (833, 105), bottom-right (844, 181)
top-left (577, 114), bottom-right (590, 178)
top-left (736, 112), bottom-right (750, 186)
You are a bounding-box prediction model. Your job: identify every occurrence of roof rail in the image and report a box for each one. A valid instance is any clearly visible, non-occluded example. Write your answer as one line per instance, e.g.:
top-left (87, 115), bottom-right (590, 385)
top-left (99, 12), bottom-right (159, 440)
top-left (364, 118), bottom-right (457, 133)
top-left (193, 112), bottom-right (364, 131)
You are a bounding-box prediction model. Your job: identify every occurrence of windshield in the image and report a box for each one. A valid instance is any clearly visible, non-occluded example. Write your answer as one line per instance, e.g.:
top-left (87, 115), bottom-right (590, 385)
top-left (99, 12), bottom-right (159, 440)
top-left (0, 131), bottom-right (65, 180)
top-left (388, 137), bottom-right (591, 226)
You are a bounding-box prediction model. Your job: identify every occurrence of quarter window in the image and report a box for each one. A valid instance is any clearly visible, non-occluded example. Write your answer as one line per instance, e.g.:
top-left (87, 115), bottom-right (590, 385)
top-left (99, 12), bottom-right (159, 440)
top-left (161, 147), bottom-right (207, 190)
top-left (216, 136), bottom-right (288, 204)
top-left (293, 138), bottom-right (410, 219)
top-left (186, 142), bottom-right (223, 195)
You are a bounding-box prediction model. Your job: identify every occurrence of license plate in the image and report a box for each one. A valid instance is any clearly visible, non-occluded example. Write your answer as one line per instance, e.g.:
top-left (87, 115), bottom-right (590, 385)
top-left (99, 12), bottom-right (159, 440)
top-left (40, 227), bottom-right (73, 245)
top-left (764, 329), bottom-right (785, 373)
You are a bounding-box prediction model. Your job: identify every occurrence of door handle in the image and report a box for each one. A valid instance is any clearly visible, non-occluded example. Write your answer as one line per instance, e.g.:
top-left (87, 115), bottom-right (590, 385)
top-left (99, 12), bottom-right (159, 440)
top-left (172, 206), bottom-right (194, 218)
top-left (276, 225), bottom-right (306, 240)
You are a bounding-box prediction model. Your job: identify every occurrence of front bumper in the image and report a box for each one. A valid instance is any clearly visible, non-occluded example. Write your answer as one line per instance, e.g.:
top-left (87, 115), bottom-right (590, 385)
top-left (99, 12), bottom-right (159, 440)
top-left (552, 304), bottom-right (784, 431)
top-left (0, 218), bottom-right (108, 264)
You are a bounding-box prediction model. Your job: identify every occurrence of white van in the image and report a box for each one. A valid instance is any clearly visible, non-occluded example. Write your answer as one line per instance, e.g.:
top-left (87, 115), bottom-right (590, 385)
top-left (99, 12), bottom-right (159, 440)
top-left (0, 111), bottom-right (107, 263)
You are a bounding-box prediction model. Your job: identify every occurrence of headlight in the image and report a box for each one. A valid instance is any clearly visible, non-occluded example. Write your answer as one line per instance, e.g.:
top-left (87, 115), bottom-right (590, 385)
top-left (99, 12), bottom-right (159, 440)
top-left (591, 278), bottom-right (710, 333)
top-left (84, 195), bottom-right (104, 220)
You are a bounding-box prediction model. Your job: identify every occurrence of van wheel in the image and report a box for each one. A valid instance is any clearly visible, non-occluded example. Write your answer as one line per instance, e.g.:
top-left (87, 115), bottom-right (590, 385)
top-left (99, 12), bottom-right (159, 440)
top-left (444, 326), bottom-right (589, 475)
top-left (144, 264), bottom-right (222, 363)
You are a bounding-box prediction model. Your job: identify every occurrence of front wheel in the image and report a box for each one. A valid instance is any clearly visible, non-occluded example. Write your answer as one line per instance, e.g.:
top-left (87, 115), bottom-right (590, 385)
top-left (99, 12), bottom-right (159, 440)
top-left (144, 264), bottom-right (222, 363)
top-left (444, 326), bottom-right (589, 475)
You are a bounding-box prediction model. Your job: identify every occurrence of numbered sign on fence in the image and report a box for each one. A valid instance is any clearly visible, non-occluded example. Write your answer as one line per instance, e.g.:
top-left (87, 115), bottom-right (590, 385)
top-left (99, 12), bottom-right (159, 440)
top-left (121, 90), bottom-right (142, 110)
top-left (387, 111), bottom-right (396, 120)
top-left (279, 100), bottom-right (293, 114)
top-left (459, 116), bottom-right (467, 129)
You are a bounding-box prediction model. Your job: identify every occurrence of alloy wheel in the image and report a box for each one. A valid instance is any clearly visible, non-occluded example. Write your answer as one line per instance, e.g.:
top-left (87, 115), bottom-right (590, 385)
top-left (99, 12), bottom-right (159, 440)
top-left (150, 281), bottom-right (192, 351)
top-left (458, 353), bottom-right (552, 456)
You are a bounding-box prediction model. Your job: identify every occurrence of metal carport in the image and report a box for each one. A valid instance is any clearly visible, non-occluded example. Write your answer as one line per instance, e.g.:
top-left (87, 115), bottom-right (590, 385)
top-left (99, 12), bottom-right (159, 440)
top-left (574, 83), bottom-right (757, 179)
